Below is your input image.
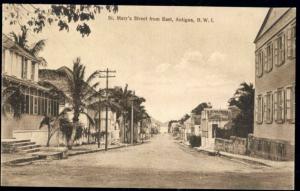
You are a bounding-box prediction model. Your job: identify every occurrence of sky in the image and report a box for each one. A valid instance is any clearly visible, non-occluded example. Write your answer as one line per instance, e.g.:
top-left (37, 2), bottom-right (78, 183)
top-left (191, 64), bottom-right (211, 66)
top-left (3, 5), bottom-right (268, 123)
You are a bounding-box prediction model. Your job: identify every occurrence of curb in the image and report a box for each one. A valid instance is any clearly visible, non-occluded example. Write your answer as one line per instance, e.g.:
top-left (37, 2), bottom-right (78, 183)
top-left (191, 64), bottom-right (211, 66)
top-left (175, 140), bottom-right (271, 167)
top-left (218, 152), bottom-right (272, 167)
top-left (2, 155), bottom-right (42, 166)
top-left (68, 145), bottom-right (126, 156)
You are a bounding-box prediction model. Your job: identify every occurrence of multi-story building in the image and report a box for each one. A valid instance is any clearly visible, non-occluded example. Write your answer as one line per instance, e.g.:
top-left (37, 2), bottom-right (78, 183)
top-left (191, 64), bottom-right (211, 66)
top-left (252, 8), bottom-right (295, 160)
top-left (1, 34), bottom-right (60, 145)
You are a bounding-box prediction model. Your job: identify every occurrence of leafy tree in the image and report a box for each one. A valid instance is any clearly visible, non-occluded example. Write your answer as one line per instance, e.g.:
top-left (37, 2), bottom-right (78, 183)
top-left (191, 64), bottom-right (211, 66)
top-left (191, 102), bottom-right (212, 115)
top-left (228, 82), bottom-right (255, 138)
top-left (1, 84), bottom-right (25, 118)
top-left (3, 4), bottom-right (118, 37)
top-left (39, 58), bottom-right (99, 149)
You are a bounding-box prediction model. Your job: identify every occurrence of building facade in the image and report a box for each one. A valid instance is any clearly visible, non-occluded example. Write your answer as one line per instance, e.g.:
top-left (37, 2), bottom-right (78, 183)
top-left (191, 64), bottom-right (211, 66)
top-left (1, 34), bottom-right (60, 145)
top-left (200, 109), bottom-right (230, 149)
top-left (252, 8), bottom-right (295, 160)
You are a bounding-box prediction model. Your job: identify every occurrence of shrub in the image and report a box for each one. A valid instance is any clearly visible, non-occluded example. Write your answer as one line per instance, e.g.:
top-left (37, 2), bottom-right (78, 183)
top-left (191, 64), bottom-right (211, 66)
top-left (189, 135), bottom-right (201, 147)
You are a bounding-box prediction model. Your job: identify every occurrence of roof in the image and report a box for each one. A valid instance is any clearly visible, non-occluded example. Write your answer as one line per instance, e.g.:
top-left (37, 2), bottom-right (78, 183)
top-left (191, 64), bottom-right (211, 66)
top-left (2, 73), bottom-right (50, 91)
top-left (254, 8), bottom-right (291, 43)
top-left (2, 34), bottom-right (40, 62)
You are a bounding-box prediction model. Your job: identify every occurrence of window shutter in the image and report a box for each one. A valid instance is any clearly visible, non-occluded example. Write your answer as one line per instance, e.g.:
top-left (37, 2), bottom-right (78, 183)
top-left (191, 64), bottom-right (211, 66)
top-left (282, 34), bottom-right (285, 63)
top-left (263, 95), bottom-right (267, 122)
top-left (260, 96), bottom-right (263, 123)
top-left (292, 26), bottom-right (296, 58)
top-left (255, 53), bottom-right (259, 77)
top-left (264, 49), bottom-right (268, 72)
top-left (270, 93), bottom-right (273, 123)
top-left (292, 85), bottom-right (295, 123)
top-left (281, 89), bottom-right (285, 121)
top-left (273, 91), bottom-right (278, 121)
top-left (287, 28), bottom-right (292, 58)
top-left (274, 39), bottom-right (278, 66)
top-left (269, 44), bottom-right (273, 71)
top-left (255, 97), bottom-right (258, 122)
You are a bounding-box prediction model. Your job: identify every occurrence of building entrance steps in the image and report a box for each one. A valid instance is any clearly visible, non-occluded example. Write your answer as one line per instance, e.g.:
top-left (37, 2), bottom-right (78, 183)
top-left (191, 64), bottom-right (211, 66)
top-left (1, 139), bottom-right (41, 154)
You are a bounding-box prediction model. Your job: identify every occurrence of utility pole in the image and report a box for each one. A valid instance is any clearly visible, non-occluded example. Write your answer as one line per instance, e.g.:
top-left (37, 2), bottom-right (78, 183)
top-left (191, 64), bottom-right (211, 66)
top-left (130, 91), bottom-right (135, 145)
top-left (97, 93), bottom-right (101, 148)
top-left (99, 68), bottom-right (116, 151)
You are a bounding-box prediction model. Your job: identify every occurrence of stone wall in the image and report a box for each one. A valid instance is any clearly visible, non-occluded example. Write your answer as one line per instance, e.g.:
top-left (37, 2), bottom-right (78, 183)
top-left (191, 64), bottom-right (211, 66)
top-left (247, 134), bottom-right (294, 161)
top-left (215, 136), bottom-right (247, 155)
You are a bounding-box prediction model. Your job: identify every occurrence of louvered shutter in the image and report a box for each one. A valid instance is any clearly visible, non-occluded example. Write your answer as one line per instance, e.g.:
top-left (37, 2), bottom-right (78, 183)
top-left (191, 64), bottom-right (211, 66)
top-left (255, 53), bottom-right (259, 77)
top-left (273, 91), bottom-right (278, 121)
top-left (274, 39), bottom-right (278, 66)
top-left (287, 28), bottom-right (292, 58)
top-left (281, 34), bottom-right (285, 64)
top-left (264, 49), bottom-right (268, 72)
top-left (270, 93), bottom-right (273, 123)
top-left (281, 90), bottom-right (285, 121)
top-left (263, 95), bottom-right (267, 122)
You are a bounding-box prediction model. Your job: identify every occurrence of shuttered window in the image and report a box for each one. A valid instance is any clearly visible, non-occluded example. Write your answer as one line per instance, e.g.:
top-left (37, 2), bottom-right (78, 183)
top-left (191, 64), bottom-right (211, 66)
top-left (256, 50), bottom-right (264, 77)
top-left (265, 44), bottom-right (273, 72)
top-left (256, 95), bottom-right (263, 123)
top-left (275, 88), bottom-right (285, 123)
top-left (287, 25), bottom-right (296, 59)
top-left (277, 34), bottom-right (285, 66)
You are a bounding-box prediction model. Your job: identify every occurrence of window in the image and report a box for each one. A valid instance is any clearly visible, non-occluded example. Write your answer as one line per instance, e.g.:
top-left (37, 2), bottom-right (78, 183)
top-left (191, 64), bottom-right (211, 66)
top-left (31, 62), bottom-right (35, 80)
top-left (29, 95), bottom-right (33, 114)
top-left (265, 44), bottom-right (273, 73)
top-left (264, 92), bottom-right (273, 123)
top-left (275, 34), bottom-right (285, 66)
top-left (285, 86), bottom-right (295, 123)
top-left (256, 50), bottom-right (264, 77)
top-left (45, 99), bottom-right (48, 115)
top-left (21, 57), bottom-right (28, 79)
top-left (274, 88), bottom-right (285, 123)
top-left (34, 97), bottom-right (38, 115)
top-left (287, 25), bottom-right (296, 59)
top-left (256, 95), bottom-right (263, 123)
top-left (25, 95), bottom-right (30, 114)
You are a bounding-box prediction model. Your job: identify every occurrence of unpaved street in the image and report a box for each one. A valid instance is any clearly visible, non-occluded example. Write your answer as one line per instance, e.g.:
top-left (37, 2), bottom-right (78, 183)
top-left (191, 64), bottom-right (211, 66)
top-left (1, 134), bottom-right (294, 189)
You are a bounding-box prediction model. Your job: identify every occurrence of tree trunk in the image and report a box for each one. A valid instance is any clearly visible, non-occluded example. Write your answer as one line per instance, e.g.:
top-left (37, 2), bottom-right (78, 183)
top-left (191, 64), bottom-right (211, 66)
top-left (67, 122), bottom-right (78, 150)
top-left (46, 124), bottom-right (51, 147)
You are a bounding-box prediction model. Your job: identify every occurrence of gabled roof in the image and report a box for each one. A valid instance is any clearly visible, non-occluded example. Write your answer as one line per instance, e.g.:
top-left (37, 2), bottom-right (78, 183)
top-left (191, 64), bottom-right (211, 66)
top-left (2, 34), bottom-right (40, 62)
top-left (254, 8), bottom-right (291, 43)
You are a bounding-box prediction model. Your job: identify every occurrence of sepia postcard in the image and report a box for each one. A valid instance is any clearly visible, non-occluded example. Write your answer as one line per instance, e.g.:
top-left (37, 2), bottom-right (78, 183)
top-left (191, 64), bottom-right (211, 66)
top-left (1, 4), bottom-right (295, 189)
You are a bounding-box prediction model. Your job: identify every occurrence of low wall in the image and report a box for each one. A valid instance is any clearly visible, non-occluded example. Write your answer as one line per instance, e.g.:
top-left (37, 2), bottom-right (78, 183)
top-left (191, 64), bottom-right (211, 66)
top-left (247, 134), bottom-right (294, 161)
top-left (215, 136), bottom-right (247, 155)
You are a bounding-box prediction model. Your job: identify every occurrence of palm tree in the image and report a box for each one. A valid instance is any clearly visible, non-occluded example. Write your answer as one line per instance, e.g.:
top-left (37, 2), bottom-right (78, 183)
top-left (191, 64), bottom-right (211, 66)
top-left (39, 58), bottom-right (100, 149)
top-left (39, 107), bottom-right (72, 147)
top-left (111, 84), bottom-right (134, 143)
top-left (9, 25), bottom-right (47, 65)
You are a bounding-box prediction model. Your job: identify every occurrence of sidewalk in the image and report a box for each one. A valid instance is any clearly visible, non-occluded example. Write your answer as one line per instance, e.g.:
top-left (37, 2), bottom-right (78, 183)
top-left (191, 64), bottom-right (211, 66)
top-left (1, 141), bottom-right (148, 166)
top-left (176, 140), bottom-right (293, 170)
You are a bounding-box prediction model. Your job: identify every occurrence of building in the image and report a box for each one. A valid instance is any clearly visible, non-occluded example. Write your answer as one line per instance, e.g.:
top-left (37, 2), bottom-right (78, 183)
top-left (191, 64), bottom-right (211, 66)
top-left (252, 8), bottom-right (295, 160)
top-left (1, 34), bottom-right (60, 145)
top-left (200, 109), bottom-right (230, 149)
